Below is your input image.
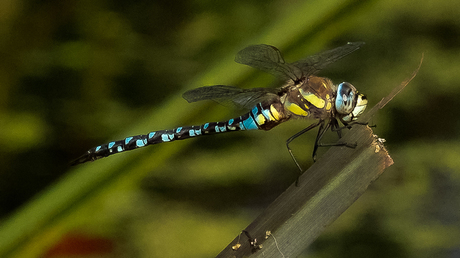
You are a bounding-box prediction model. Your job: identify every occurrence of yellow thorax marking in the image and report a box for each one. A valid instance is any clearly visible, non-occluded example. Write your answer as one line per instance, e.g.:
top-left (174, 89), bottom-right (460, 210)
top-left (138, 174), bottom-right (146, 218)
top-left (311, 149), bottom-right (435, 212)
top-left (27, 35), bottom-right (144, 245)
top-left (325, 94), bottom-right (332, 110)
top-left (270, 105), bottom-right (280, 120)
top-left (300, 88), bottom-right (325, 109)
top-left (286, 101), bottom-right (309, 116)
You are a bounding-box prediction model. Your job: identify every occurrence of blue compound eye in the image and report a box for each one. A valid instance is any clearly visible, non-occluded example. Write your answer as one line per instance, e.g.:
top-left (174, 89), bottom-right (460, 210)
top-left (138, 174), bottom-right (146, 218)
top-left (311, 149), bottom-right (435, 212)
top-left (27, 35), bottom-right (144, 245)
top-left (335, 82), bottom-right (358, 115)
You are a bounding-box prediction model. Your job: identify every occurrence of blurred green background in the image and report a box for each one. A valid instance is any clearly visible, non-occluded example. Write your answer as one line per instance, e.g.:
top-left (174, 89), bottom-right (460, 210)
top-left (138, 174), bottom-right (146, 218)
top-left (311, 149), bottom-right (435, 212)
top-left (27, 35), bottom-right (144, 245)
top-left (1, 0), bottom-right (460, 257)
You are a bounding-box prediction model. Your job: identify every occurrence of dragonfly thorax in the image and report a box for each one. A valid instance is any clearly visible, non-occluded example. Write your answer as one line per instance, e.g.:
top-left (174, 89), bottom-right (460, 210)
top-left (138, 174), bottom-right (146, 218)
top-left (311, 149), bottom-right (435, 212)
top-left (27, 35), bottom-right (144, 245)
top-left (280, 76), bottom-right (335, 120)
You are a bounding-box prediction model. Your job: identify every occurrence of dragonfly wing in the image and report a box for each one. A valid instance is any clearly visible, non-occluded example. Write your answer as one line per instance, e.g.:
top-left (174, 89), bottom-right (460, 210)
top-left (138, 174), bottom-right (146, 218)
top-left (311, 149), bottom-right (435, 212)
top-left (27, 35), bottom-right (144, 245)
top-left (183, 85), bottom-right (279, 110)
top-left (235, 44), bottom-right (303, 81)
top-left (183, 85), bottom-right (245, 102)
top-left (291, 42), bottom-right (365, 77)
top-left (183, 43), bottom-right (364, 108)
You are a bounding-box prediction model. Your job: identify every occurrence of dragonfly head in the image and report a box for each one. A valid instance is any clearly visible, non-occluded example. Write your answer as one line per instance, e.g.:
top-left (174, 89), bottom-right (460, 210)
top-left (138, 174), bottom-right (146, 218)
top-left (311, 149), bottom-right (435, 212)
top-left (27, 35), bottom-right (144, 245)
top-left (335, 82), bottom-right (367, 123)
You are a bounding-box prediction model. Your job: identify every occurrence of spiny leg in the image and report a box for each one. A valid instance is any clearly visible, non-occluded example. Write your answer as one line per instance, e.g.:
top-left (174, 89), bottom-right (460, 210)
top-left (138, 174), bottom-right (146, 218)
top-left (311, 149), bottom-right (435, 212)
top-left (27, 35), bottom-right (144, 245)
top-left (316, 120), bottom-right (369, 152)
top-left (331, 120), bottom-right (368, 133)
top-left (285, 119), bottom-right (366, 186)
top-left (286, 120), bottom-right (323, 173)
top-left (330, 120), bottom-right (369, 143)
top-left (312, 119), bottom-right (333, 162)
top-left (286, 119), bottom-right (367, 171)
top-left (331, 117), bottom-right (342, 138)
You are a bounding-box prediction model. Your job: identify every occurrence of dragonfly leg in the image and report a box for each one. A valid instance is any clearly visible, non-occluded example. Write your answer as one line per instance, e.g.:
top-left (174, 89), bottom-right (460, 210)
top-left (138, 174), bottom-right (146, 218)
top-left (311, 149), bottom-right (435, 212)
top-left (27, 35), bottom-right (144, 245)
top-left (331, 121), bottom-right (368, 134)
top-left (317, 120), bottom-right (369, 151)
top-left (286, 120), bottom-right (323, 177)
top-left (286, 120), bottom-right (366, 185)
top-left (312, 119), bottom-right (333, 162)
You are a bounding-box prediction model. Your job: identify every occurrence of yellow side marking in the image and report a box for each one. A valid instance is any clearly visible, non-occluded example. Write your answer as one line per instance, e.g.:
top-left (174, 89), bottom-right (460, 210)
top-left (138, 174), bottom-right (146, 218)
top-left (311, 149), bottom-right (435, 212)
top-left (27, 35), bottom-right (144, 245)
top-left (256, 114), bottom-right (266, 125)
top-left (270, 105), bottom-right (280, 120)
top-left (304, 93), bottom-right (325, 109)
top-left (287, 102), bottom-right (309, 116)
top-left (325, 94), bottom-right (331, 110)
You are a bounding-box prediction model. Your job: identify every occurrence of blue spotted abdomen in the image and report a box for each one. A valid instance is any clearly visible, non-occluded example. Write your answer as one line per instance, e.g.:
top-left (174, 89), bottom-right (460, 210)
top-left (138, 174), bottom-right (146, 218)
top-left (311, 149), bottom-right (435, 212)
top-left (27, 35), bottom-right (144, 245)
top-left (71, 102), bottom-right (288, 165)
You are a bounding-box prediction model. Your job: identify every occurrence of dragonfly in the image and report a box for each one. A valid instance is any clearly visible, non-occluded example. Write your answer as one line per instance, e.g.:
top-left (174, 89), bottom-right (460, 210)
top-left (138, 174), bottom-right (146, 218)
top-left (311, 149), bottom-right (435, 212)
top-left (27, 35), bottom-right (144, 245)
top-left (71, 42), bottom-right (368, 169)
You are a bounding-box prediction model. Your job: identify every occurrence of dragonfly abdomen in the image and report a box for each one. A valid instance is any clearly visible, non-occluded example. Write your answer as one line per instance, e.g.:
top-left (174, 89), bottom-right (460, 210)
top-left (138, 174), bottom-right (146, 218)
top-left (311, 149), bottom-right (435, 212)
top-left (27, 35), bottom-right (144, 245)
top-left (71, 102), bottom-right (288, 166)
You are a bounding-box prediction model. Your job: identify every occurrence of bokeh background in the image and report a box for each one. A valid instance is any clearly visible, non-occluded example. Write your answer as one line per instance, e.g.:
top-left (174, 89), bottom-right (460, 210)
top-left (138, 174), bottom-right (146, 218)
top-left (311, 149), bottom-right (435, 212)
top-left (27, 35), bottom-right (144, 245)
top-left (1, 0), bottom-right (460, 257)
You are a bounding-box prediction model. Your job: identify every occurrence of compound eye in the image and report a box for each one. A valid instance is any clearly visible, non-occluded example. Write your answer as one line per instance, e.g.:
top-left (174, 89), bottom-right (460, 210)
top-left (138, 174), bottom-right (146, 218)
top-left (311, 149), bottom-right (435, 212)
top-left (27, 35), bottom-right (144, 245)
top-left (341, 94), bottom-right (367, 122)
top-left (335, 82), bottom-right (357, 115)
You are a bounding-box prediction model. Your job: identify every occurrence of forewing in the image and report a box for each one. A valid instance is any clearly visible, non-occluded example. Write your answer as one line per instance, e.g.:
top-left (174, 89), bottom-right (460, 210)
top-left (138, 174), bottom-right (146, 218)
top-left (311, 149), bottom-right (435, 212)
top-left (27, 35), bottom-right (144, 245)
top-left (291, 42), bottom-right (364, 77)
top-left (182, 43), bottom-right (363, 109)
top-left (182, 85), bottom-right (279, 110)
top-left (235, 44), bottom-right (303, 81)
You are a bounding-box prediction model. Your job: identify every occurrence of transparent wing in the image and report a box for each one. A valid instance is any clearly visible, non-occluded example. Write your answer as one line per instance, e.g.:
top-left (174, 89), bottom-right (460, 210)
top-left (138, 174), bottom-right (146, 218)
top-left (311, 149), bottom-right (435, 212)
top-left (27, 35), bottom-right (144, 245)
top-left (291, 42), bottom-right (365, 77)
top-left (182, 85), bottom-right (279, 110)
top-left (183, 42), bottom-right (364, 109)
top-left (235, 42), bottom-right (364, 82)
top-left (235, 44), bottom-right (303, 81)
